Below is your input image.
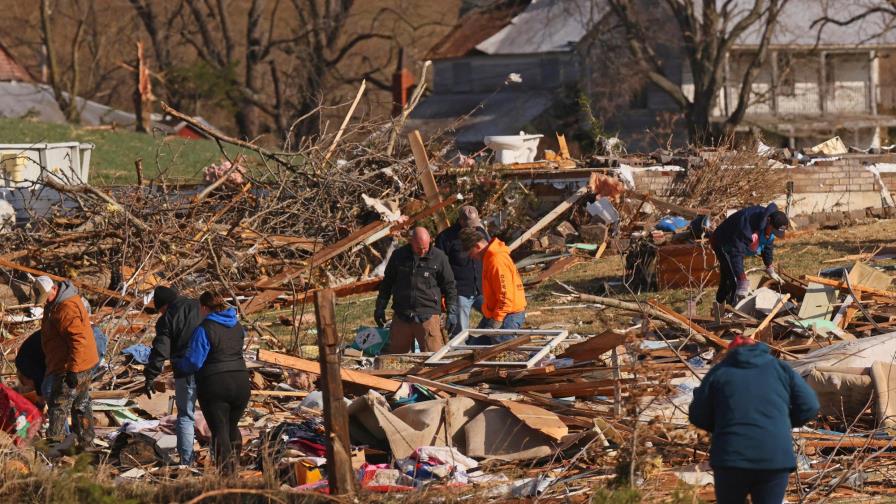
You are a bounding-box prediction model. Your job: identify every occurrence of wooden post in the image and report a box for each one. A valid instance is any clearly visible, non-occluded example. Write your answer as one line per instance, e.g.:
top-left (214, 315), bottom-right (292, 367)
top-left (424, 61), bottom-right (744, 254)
top-left (408, 130), bottom-right (450, 231)
top-left (314, 289), bottom-right (356, 495)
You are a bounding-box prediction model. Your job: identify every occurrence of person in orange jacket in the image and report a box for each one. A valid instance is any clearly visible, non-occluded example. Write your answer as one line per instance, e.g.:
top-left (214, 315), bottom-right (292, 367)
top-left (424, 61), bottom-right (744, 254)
top-left (459, 228), bottom-right (526, 344)
top-left (32, 275), bottom-right (98, 448)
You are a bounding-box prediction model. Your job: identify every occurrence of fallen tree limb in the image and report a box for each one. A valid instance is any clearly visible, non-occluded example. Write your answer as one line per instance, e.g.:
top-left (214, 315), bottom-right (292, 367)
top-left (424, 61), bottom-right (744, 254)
top-left (42, 178), bottom-right (150, 232)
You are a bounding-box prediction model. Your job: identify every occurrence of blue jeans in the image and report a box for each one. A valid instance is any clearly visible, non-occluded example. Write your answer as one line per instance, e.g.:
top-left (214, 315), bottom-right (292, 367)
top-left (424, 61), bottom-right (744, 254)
top-left (713, 468), bottom-right (790, 504)
top-left (451, 294), bottom-right (483, 336)
top-left (175, 375), bottom-right (198, 465)
top-left (470, 311), bottom-right (526, 344)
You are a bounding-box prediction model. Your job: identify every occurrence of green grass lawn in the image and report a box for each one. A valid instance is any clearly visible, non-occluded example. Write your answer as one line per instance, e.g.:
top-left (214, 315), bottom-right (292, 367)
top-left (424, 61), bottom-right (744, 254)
top-left (0, 117), bottom-right (243, 185)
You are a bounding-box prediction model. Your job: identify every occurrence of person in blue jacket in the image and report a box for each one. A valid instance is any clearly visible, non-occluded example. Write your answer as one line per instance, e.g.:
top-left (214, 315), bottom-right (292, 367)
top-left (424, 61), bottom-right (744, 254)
top-left (710, 203), bottom-right (789, 307)
top-left (175, 290), bottom-right (249, 475)
top-left (689, 336), bottom-right (819, 504)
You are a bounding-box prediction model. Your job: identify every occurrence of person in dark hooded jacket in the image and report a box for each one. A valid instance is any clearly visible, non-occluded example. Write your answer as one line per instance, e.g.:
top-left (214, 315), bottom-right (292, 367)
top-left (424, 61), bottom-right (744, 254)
top-left (710, 203), bottom-right (789, 308)
top-left (175, 290), bottom-right (249, 475)
top-left (689, 336), bottom-right (819, 504)
top-left (144, 285), bottom-right (203, 465)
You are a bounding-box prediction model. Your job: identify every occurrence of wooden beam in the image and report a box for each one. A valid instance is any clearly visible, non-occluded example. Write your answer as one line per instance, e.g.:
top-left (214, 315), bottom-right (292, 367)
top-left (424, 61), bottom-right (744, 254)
top-left (250, 390), bottom-right (309, 398)
top-left (315, 289), bottom-right (356, 495)
top-left (648, 300), bottom-right (730, 349)
top-left (749, 294), bottom-right (791, 341)
top-left (0, 258), bottom-right (135, 304)
top-left (804, 275), bottom-right (896, 298)
top-left (256, 349), bottom-right (402, 392)
top-left (408, 130), bottom-right (450, 231)
top-left (509, 184), bottom-right (590, 252)
top-left (419, 334), bottom-right (533, 380)
top-left (405, 375), bottom-right (491, 401)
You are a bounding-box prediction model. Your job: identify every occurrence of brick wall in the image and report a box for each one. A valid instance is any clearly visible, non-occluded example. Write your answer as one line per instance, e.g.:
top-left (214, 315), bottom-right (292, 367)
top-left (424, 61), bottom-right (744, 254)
top-left (632, 158), bottom-right (896, 204)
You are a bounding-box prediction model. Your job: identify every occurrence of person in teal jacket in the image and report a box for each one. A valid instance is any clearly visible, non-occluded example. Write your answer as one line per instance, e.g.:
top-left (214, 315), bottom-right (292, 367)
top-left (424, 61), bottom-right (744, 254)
top-left (689, 336), bottom-right (819, 504)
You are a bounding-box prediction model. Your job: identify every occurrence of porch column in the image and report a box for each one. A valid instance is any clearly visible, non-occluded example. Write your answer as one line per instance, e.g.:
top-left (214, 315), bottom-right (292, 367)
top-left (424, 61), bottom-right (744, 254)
top-left (819, 51), bottom-right (827, 115)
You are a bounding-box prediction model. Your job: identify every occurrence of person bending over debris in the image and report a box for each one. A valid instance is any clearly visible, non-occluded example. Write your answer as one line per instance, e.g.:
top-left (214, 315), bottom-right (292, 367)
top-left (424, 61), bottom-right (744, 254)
top-left (710, 203), bottom-right (788, 308)
top-left (32, 275), bottom-right (99, 449)
top-left (15, 300), bottom-right (108, 403)
top-left (375, 226), bottom-right (458, 352)
top-left (689, 336), bottom-right (819, 504)
top-left (435, 206), bottom-right (490, 336)
top-left (175, 290), bottom-right (249, 475)
top-left (144, 285), bottom-right (203, 466)
top-left (459, 228), bottom-right (527, 344)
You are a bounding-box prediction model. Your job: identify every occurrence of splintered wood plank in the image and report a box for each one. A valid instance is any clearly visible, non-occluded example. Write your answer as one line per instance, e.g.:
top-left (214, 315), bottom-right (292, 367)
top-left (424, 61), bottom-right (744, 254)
top-left (256, 349), bottom-right (401, 392)
top-left (558, 329), bottom-right (631, 362)
top-left (499, 399), bottom-right (568, 441)
top-left (408, 130), bottom-right (450, 231)
top-left (524, 255), bottom-right (585, 287)
top-left (315, 289), bottom-right (356, 495)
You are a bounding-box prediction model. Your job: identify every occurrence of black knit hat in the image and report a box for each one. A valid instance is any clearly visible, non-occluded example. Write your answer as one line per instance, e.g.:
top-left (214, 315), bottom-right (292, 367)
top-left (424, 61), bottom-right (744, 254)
top-left (153, 285), bottom-right (178, 310)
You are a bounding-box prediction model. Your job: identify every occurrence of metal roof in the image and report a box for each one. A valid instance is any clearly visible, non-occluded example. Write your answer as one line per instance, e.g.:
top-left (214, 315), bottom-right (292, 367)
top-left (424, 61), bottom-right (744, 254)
top-left (475, 0), bottom-right (604, 54)
top-left (404, 89), bottom-right (554, 145)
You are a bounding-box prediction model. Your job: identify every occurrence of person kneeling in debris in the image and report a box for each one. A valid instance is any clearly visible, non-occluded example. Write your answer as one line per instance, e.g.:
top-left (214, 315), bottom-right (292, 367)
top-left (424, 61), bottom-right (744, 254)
top-left (32, 276), bottom-right (99, 449)
top-left (435, 206), bottom-right (490, 337)
top-left (689, 336), bottom-right (819, 504)
top-left (459, 227), bottom-right (527, 344)
top-left (175, 290), bottom-right (249, 475)
top-left (144, 285), bottom-right (203, 466)
top-left (374, 226), bottom-right (458, 352)
top-left (710, 203), bottom-right (788, 309)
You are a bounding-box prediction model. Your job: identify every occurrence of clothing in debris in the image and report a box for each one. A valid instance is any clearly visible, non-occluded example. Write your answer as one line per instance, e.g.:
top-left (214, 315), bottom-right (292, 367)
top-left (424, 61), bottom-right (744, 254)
top-left (45, 368), bottom-right (95, 446)
top-left (480, 238), bottom-right (526, 324)
top-left (16, 327), bottom-right (108, 397)
top-left (176, 307), bottom-right (249, 474)
top-left (436, 222), bottom-right (488, 336)
top-left (689, 341), bottom-right (819, 473)
top-left (41, 281), bottom-right (99, 375)
top-left (0, 382), bottom-right (41, 446)
top-left (710, 203), bottom-right (782, 305)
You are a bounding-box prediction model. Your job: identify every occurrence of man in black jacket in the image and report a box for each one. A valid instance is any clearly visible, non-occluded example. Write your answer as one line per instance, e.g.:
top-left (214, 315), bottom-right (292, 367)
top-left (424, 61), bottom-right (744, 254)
top-left (435, 206), bottom-right (489, 336)
top-left (375, 227), bottom-right (458, 353)
top-left (144, 285), bottom-right (202, 465)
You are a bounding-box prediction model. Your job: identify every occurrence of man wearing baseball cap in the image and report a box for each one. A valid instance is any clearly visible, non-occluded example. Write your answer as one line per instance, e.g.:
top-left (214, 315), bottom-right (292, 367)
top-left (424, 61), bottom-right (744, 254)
top-left (435, 206), bottom-right (490, 336)
top-left (710, 203), bottom-right (789, 310)
top-left (32, 275), bottom-right (98, 449)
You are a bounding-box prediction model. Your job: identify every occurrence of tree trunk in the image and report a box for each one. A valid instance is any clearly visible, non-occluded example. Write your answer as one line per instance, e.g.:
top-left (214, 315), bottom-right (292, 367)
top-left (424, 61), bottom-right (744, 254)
top-left (40, 0), bottom-right (77, 123)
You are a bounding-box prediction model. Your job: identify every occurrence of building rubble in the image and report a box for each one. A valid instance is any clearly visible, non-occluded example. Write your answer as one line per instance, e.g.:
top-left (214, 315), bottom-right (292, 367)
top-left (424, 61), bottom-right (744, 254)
top-left (0, 128), bottom-right (895, 502)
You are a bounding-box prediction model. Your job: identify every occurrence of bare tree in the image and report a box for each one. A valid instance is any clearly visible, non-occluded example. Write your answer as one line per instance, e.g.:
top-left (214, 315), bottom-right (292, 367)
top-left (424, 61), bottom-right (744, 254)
top-left (40, 0), bottom-right (84, 122)
top-left (604, 0), bottom-right (789, 145)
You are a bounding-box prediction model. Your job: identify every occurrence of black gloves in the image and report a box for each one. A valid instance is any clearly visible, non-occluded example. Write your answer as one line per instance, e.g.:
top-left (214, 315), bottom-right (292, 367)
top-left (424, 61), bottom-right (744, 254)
top-left (144, 377), bottom-right (156, 399)
top-left (374, 298), bottom-right (389, 327)
top-left (446, 305), bottom-right (459, 336)
top-left (64, 372), bottom-right (78, 389)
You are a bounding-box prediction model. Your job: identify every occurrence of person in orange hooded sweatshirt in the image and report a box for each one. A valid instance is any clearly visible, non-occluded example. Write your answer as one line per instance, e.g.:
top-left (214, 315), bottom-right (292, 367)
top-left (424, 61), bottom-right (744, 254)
top-left (459, 228), bottom-right (526, 344)
top-left (32, 276), bottom-right (98, 448)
